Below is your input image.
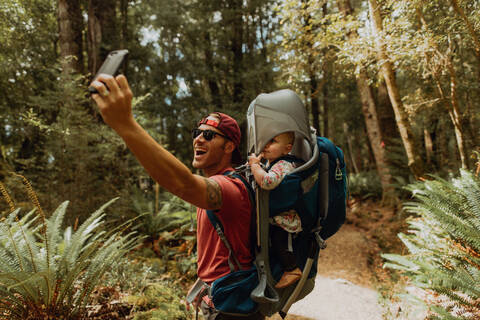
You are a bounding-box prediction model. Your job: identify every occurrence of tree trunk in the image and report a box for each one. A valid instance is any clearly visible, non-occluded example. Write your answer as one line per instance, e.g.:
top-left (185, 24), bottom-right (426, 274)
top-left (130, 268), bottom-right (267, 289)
top-left (58, 0), bottom-right (84, 74)
top-left (339, 0), bottom-right (394, 200)
top-left (321, 3), bottom-right (329, 138)
top-left (310, 74), bottom-right (320, 134)
top-left (120, 0), bottom-right (128, 49)
top-left (436, 119), bottom-right (449, 169)
top-left (356, 71), bottom-right (394, 199)
top-left (87, 0), bottom-right (119, 76)
top-left (446, 55), bottom-right (469, 168)
top-left (203, 32), bottom-right (222, 110)
top-left (424, 127), bottom-right (434, 166)
top-left (376, 79), bottom-right (398, 142)
top-left (322, 75), bottom-right (329, 138)
top-left (229, 0), bottom-right (244, 105)
top-left (368, 0), bottom-right (424, 178)
top-left (343, 123), bottom-right (359, 174)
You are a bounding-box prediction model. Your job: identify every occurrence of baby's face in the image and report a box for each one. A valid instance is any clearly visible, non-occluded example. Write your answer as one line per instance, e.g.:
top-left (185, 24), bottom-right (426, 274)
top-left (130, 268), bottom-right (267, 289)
top-left (263, 133), bottom-right (292, 162)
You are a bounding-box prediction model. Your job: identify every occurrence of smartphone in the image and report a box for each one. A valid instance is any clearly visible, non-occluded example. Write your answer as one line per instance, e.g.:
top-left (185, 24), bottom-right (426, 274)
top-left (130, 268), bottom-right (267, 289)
top-left (88, 49), bottom-right (129, 94)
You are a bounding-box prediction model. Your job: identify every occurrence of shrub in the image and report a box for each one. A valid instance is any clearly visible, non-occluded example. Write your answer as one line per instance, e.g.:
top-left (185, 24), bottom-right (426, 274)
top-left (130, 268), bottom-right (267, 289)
top-left (348, 171), bottom-right (383, 199)
top-left (0, 198), bottom-right (139, 319)
top-left (382, 170), bottom-right (480, 319)
top-left (131, 193), bottom-right (197, 282)
top-left (125, 282), bottom-right (190, 320)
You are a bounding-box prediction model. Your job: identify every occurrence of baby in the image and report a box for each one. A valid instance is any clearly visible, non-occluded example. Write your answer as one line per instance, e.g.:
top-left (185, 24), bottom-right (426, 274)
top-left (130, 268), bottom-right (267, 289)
top-left (248, 131), bottom-right (302, 288)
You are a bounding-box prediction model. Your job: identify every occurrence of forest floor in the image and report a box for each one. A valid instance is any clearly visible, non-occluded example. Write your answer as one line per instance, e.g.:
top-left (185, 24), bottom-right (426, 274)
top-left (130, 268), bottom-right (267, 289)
top-left (267, 199), bottom-right (423, 320)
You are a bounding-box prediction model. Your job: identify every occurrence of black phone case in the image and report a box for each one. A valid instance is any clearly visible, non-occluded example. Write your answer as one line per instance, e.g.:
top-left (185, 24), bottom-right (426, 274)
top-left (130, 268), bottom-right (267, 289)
top-left (88, 49), bottom-right (129, 94)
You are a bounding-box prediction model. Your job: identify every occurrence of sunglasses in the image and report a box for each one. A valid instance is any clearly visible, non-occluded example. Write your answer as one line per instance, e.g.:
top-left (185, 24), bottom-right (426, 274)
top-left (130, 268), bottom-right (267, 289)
top-left (191, 128), bottom-right (230, 141)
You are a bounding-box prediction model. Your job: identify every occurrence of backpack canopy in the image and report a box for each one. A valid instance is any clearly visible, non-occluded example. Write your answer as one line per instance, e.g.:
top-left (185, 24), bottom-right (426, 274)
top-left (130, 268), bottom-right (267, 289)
top-left (247, 89), bottom-right (315, 162)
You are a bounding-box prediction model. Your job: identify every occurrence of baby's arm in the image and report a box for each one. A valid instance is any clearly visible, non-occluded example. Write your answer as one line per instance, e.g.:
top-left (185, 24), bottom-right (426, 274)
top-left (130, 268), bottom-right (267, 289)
top-left (260, 161), bottom-right (292, 190)
top-left (249, 157), bottom-right (294, 190)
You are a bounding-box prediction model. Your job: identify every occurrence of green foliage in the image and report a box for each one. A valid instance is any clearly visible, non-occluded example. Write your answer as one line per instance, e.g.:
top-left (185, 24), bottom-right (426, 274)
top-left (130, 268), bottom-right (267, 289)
top-left (382, 170), bottom-right (480, 319)
top-left (348, 171), bottom-right (383, 199)
top-left (131, 192), bottom-right (197, 282)
top-left (125, 282), bottom-right (190, 320)
top-left (132, 191), bottom-right (196, 239)
top-left (0, 199), bottom-right (140, 319)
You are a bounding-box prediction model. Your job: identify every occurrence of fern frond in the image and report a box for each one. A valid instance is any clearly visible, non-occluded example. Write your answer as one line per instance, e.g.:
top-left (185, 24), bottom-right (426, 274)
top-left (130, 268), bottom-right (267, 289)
top-left (0, 182), bottom-right (15, 214)
top-left (385, 170), bottom-right (480, 319)
top-left (0, 197), bottom-right (140, 319)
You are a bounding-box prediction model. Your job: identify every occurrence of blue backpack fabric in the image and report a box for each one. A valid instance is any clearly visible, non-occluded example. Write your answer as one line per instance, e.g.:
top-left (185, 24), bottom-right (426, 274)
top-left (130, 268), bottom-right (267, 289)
top-left (269, 137), bottom-right (347, 237)
top-left (316, 137), bottom-right (348, 239)
top-left (209, 267), bottom-right (258, 315)
top-left (266, 136), bottom-right (347, 283)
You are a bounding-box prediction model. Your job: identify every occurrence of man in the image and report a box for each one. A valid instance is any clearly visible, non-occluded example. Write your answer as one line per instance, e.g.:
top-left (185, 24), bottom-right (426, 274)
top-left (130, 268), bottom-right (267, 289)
top-left (90, 74), bottom-right (263, 319)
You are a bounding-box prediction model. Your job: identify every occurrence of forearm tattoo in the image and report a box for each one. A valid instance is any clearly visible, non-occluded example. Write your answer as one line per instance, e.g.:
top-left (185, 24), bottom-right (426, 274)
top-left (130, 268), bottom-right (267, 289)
top-left (204, 178), bottom-right (222, 209)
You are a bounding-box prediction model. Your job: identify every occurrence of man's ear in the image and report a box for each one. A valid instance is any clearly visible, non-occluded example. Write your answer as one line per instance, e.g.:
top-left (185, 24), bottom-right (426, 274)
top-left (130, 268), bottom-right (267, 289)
top-left (225, 141), bottom-right (235, 154)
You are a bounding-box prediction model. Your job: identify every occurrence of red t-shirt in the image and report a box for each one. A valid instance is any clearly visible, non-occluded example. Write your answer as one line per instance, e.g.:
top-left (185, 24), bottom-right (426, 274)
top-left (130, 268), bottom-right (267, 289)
top-left (196, 168), bottom-right (253, 283)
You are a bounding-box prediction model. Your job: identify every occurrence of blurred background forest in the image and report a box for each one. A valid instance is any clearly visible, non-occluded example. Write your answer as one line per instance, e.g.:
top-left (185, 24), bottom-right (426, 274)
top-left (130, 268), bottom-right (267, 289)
top-left (0, 0), bottom-right (479, 319)
top-left (1, 0), bottom-right (479, 217)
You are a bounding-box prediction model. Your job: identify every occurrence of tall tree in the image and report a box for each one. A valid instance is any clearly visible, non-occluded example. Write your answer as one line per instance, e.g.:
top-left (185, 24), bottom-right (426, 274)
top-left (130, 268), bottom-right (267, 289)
top-left (368, 0), bottom-right (424, 178)
top-left (134, 0), bottom-right (279, 161)
top-left (87, 0), bottom-right (120, 76)
top-left (338, 0), bottom-right (394, 200)
top-left (58, 0), bottom-right (84, 73)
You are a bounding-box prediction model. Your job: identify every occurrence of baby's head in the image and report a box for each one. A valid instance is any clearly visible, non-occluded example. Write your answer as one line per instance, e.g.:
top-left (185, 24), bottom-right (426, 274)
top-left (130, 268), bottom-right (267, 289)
top-left (263, 131), bottom-right (294, 162)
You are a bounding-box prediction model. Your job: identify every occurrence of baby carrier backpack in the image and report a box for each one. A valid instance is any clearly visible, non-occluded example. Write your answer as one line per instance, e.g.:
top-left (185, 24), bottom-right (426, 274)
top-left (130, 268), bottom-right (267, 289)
top-left (193, 89), bottom-right (347, 319)
top-left (244, 89), bottom-right (348, 318)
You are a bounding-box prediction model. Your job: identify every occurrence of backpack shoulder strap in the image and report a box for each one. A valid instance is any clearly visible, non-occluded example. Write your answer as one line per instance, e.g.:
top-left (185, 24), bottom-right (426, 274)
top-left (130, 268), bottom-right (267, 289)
top-left (205, 170), bottom-right (256, 272)
top-left (224, 170), bottom-right (257, 256)
top-left (206, 209), bottom-right (242, 272)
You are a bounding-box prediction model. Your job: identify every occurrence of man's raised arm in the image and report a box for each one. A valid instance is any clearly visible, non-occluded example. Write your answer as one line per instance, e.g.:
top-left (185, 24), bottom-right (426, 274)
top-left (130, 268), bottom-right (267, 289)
top-left (89, 74), bottom-right (222, 210)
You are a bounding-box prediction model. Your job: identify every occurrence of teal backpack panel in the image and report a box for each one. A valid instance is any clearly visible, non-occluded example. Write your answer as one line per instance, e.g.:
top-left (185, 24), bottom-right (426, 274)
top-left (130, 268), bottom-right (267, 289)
top-left (316, 137), bottom-right (347, 240)
top-left (268, 136), bottom-right (347, 239)
top-left (267, 136), bottom-right (347, 282)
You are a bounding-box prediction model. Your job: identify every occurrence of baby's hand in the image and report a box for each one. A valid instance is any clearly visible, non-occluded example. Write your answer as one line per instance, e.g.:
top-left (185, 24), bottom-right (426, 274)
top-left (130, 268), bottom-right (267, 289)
top-left (248, 153), bottom-right (263, 166)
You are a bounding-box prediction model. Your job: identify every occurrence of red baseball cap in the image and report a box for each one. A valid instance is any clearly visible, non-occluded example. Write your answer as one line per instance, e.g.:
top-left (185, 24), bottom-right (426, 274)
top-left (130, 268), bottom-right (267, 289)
top-left (198, 112), bottom-right (242, 165)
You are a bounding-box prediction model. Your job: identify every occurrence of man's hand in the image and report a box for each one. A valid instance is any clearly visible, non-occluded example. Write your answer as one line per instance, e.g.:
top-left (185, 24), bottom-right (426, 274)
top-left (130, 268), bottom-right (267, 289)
top-left (90, 74), bottom-right (134, 133)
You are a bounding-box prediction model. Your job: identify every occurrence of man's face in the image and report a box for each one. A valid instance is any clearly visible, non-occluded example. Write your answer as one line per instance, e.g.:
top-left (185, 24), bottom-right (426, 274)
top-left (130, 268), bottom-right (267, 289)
top-left (192, 123), bottom-right (230, 173)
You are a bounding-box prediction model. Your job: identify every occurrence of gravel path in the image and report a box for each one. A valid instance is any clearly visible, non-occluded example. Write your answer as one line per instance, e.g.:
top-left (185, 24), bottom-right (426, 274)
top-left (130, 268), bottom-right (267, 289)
top-left (288, 276), bottom-right (383, 320)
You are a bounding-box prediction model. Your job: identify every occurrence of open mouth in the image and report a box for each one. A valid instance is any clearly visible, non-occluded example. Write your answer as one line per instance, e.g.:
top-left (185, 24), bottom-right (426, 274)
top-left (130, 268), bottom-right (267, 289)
top-left (195, 150), bottom-right (206, 156)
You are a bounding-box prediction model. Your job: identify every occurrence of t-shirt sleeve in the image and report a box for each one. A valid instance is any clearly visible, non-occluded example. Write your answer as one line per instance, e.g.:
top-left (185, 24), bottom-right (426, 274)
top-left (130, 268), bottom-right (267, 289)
top-left (211, 175), bottom-right (250, 215)
top-left (260, 160), bottom-right (294, 190)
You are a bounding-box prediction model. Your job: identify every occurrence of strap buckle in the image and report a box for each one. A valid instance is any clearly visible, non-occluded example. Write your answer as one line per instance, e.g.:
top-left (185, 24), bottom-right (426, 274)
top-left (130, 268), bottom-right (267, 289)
top-left (313, 230), bottom-right (327, 250)
top-left (335, 159), bottom-right (343, 181)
